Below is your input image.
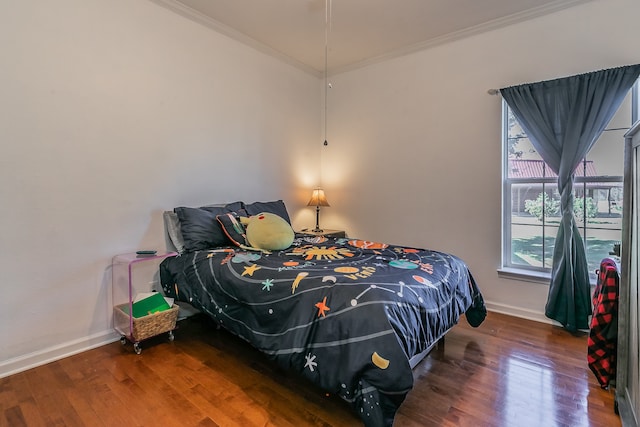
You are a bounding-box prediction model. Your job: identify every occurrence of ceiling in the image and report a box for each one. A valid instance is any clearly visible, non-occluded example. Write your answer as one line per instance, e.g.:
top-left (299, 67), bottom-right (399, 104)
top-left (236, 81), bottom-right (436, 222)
top-left (152, 0), bottom-right (592, 75)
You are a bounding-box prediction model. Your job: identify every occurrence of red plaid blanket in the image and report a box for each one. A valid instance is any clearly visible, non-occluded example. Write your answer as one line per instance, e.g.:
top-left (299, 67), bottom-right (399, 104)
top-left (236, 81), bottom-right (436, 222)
top-left (587, 258), bottom-right (619, 389)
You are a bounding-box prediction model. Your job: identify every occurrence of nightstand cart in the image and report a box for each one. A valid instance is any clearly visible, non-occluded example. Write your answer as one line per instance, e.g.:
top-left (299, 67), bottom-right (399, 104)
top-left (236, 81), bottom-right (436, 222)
top-left (112, 251), bottom-right (178, 354)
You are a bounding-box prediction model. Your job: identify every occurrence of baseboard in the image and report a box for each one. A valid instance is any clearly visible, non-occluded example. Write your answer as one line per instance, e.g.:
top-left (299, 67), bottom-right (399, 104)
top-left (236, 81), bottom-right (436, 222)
top-left (0, 330), bottom-right (121, 379)
top-left (0, 302), bottom-right (560, 379)
top-left (485, 301), bottom-right (559, 325)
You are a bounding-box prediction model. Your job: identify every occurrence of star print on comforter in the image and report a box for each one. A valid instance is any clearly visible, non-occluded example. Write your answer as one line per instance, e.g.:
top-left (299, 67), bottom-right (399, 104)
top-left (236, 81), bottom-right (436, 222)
top-left (160, 235), bottom-right (485, 427)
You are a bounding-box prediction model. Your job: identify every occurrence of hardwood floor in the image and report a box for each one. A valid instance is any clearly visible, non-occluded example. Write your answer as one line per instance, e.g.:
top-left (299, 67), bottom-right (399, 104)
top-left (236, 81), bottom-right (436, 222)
top-left (0, 312), bottom-right (620, 427)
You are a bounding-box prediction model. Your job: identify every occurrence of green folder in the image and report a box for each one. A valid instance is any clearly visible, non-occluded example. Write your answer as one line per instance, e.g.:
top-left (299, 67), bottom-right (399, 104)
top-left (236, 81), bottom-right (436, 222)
top-left (123, 293), bottom-right (171, 318)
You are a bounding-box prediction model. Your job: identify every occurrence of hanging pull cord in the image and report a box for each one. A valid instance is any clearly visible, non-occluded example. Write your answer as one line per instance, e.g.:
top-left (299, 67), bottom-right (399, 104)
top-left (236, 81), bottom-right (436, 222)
top-left (323, 0), bottom-right (331, 147)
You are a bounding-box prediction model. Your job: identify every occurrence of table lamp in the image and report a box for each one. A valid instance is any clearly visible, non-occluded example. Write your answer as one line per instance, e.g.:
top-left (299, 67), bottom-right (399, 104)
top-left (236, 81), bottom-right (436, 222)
top-left (307, 188), bottom-right (330, 232)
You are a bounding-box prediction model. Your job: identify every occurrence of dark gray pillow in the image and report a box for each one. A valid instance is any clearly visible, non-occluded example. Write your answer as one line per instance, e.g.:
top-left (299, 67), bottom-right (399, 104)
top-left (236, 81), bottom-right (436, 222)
top-left (174, 202), bottom-right (245, 251)
top-left (221, 201), bottom-right (244, 212)
top-left (244, 200), bottom-right (291, 224)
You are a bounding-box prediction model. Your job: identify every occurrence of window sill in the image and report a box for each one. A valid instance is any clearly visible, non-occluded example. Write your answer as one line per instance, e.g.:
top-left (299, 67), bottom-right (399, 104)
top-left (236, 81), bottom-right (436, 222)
top-left (497, 267), bottom-right (551, 284)
top-left (497, 267), bottom-right (598, 286)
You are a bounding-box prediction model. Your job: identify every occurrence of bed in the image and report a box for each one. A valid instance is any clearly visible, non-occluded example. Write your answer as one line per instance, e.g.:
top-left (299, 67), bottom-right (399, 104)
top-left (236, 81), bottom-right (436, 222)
top-left (159, 200), bottom-right (486, 426)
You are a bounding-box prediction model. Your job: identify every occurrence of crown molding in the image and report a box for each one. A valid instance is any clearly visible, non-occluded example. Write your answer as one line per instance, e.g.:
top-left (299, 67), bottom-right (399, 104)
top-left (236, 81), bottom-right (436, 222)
top-left (148, 0), bottom-right (322, 77)
top-left (149, 0), bottom-right (593, 78)
top-left (332, 0), bottom-right (594, 75)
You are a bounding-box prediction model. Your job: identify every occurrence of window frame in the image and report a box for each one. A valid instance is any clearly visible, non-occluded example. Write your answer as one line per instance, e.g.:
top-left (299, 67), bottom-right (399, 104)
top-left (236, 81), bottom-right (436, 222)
top-left (500, 92), bottom-right (634, 284)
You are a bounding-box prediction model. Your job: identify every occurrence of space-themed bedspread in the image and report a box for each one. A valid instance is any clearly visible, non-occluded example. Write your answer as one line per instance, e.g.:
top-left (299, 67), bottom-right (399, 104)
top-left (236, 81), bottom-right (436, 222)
top-left (160, 235), bottom-right (485, 426)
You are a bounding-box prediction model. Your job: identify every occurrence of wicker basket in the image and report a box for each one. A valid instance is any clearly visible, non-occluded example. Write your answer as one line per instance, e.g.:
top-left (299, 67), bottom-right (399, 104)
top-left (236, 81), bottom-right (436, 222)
top-left (114, 303), bottom-right (179, 342)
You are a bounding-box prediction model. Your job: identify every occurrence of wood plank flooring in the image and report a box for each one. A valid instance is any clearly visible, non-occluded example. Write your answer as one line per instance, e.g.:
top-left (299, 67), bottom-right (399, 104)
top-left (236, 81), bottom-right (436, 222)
top-left (0, 312), bottom-right (620, 426)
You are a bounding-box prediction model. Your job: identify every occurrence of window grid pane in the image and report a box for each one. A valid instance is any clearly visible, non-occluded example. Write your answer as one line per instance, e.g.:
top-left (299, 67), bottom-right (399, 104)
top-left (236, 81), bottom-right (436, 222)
top-left (502, 99), bottom-right (628, 280)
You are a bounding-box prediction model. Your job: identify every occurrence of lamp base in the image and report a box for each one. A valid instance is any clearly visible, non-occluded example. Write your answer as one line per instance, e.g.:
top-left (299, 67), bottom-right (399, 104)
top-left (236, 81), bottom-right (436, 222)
top-left (312, 206), bottom-right (323, 234)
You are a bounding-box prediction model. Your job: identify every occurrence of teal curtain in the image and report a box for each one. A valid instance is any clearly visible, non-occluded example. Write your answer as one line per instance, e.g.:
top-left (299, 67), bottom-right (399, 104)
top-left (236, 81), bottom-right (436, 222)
top-left (501, 65), bottom-right (640, 332)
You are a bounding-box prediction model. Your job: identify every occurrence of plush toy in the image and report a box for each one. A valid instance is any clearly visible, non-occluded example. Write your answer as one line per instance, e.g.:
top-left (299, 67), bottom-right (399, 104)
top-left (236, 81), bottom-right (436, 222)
top-left (240, 212), bottom-right (294, 251)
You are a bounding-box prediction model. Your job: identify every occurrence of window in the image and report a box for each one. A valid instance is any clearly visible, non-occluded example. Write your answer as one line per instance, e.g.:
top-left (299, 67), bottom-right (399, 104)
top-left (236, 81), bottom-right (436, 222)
top-left (501, 87), bottom-right (636, 283)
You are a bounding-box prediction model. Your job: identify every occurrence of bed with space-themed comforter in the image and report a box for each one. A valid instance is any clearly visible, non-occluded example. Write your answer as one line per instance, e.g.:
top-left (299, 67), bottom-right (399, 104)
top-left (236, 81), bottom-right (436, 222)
top-left (160, 234), bottom-right (486, 426)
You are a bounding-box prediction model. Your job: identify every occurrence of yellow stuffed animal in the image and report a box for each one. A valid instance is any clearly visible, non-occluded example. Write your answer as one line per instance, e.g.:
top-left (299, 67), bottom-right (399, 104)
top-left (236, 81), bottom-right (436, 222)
top-left (240, 212), bottom-right (294, 251)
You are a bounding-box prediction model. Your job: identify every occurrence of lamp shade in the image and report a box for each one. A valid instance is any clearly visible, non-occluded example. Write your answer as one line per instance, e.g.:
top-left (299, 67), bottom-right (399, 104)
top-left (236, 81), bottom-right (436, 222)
top-left (307, 189), bottom-right (330, 207)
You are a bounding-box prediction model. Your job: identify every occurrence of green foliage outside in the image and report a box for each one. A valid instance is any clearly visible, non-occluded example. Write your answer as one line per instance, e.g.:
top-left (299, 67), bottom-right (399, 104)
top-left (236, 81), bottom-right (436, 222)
top-left (524, 193), bottom-right (559, 221)
top-left (573, 196), bottom-right (598, 220)
top-left (524, 192), bottom-right (597, 221)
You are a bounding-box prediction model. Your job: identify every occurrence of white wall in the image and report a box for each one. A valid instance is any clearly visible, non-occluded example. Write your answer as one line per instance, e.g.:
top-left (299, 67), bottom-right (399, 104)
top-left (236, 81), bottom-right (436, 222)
top-left (320, 0), bottom-right (640, 321)
top-left (0, 0), bottom-right (319, 376)
top-left (3, 0), bottom-right (639, 377)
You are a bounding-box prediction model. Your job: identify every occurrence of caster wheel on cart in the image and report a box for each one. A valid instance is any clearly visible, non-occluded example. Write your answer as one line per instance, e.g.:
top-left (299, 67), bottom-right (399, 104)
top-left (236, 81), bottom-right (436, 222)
top-left (120, 336), bottom-right (127, 345)
top-left (168, 330), bottom-right (175, 342)
top-left (133, 343), bottom-right (142, 355)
